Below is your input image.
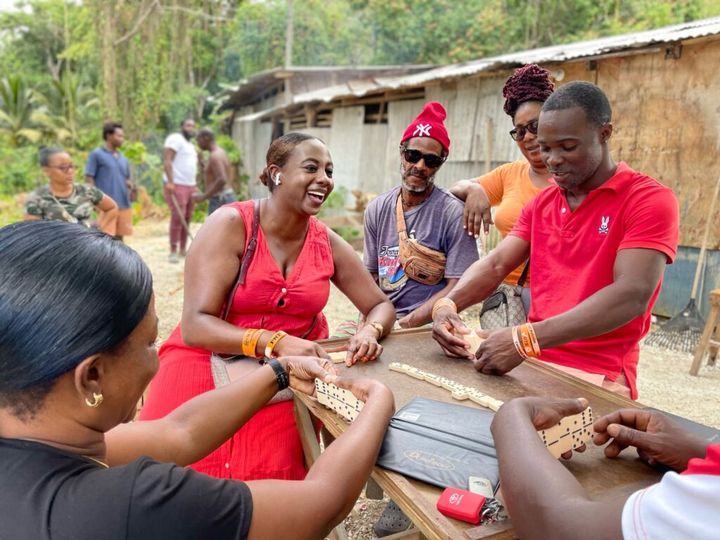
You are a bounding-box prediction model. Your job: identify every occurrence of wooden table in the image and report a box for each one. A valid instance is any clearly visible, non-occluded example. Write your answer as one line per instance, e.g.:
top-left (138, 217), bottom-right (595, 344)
top-left (294, 329), bottom-right (663, 540)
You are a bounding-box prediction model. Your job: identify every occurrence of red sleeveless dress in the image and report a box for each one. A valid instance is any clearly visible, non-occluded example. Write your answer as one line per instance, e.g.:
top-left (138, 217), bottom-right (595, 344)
top-left (139, 200), bottom-right (333, 480)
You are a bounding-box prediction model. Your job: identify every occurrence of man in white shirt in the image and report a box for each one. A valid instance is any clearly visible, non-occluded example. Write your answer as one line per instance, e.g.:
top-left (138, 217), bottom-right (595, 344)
top-left (163, 118), bottom-right (198, 263)
top-left (491, 396), bottom-right (718, 540)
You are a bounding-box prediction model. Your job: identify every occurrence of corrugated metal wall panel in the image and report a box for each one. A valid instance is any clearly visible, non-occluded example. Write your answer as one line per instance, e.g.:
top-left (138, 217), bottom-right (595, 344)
top-left (655, 247), bottom-right (720, 319)
top-left (359, 123), bottom-right (390, 194)
top-left (328, 107), bottom-right (364, 203)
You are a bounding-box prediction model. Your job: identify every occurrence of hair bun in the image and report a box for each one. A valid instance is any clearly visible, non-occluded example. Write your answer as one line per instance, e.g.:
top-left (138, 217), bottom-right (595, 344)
top-left (502, 64), bottom-right (555, 117)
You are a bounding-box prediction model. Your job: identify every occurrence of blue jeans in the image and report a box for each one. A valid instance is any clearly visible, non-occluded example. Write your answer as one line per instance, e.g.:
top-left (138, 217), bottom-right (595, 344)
top-left (208, 190), bottom-right (237, 214)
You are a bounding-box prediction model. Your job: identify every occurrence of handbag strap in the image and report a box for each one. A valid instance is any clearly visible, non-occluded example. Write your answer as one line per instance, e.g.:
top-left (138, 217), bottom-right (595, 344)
top-left (221, 199), bottom-right (261, 320)
top-left (517, 260), bottom-right (530, 287)
top-left (395, 194), bottom-right (408, 239)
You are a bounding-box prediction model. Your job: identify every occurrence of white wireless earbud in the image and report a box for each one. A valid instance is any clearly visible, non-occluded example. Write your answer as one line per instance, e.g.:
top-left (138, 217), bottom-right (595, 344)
top-left (273, 173), bottom-right (281, 186)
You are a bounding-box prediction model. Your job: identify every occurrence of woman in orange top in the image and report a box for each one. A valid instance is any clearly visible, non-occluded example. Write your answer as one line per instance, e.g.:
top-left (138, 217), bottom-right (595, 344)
top-left (450, 64), bottom-right (555, 285)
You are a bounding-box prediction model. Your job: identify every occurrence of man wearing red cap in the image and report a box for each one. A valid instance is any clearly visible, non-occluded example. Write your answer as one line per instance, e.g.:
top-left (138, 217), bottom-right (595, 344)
top-left (363, 102), bottom-right (479, 328)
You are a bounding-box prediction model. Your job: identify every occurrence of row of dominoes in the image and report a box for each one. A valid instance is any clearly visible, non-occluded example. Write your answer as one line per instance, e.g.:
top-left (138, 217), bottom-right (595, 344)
top-left (388, 362), bottom-right (504, 411)
top-left (314, 378), bottom-right (364, 422)
top-left (387, 362), bottom-right (593, 457)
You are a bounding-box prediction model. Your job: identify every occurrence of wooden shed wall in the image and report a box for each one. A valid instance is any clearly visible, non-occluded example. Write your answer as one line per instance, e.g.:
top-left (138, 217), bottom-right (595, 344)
top-left (590, 38), bottom-right (720, 249)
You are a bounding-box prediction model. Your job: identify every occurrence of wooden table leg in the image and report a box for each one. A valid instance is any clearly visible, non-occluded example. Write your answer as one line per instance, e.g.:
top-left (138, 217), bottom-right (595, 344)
top-left (691, 303), bottom-right (720, 375)
top-left (293, 396), bottom-right (349, 540)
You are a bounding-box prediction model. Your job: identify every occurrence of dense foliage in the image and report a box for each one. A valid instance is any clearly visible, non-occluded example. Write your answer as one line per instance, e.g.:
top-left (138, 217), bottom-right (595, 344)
top-left (0, 0), bottom-right (718, 199)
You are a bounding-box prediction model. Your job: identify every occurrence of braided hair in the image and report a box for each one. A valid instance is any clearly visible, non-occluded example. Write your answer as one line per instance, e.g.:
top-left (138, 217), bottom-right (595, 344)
top-left (502, 64), bottom-right (555, 118)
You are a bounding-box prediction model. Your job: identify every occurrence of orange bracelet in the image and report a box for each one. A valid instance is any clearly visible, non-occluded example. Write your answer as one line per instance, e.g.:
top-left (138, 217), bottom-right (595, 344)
top-left (516, 324), bottom-right (541, 358)
top-left (525, 323), bottom-right (541, 356)
top-left (242, 328), bottom-right (264, 358)
top-left (511, 326), bottom-right (529, 359)
top-left (264, 330), bottom-right (288, 358)
top-left (432, 298), bottom-right (457, 319)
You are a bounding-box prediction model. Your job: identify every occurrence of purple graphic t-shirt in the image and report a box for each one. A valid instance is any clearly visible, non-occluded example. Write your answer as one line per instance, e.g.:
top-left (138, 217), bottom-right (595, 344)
top-left (363, 186), bottom-right (479, 317)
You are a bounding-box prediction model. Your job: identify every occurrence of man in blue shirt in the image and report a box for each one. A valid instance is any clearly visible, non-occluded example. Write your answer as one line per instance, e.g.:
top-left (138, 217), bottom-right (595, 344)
top-left (85, 122), bottom-right (134, 240)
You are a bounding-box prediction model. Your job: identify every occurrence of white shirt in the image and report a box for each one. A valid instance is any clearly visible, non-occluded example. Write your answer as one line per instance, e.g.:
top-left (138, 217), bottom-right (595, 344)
top-left (163, 133), bottom-right (198, 186)
top-left (621, 472), bottom-right (720, 539)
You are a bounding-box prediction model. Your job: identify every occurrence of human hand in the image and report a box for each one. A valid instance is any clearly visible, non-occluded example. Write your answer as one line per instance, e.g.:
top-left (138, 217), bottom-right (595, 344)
top-left (493, 396), bottom-right (590, 459)
top-left (431, 309), bottom-right (474, 359)
top-left (329, 376), bottom-right (394, 406)
top-left (345, 326), bottom-right (383, 366)
top-left (463, 183), bottom-right (493, 238)
top-left (397, 313), bottom-right (415, 328)
top-left (472, 328), bottom-right (524, 375)
top-left (593, 409), bottom-right (708, 471)
top-left (279, 356), bottom-right (338, 396)
top-left (273, 335), bottom-right (331, 360)
top-left (191, 192), bottom-right (205, 203)
top-left (164, 182), bottom-right (175, 194)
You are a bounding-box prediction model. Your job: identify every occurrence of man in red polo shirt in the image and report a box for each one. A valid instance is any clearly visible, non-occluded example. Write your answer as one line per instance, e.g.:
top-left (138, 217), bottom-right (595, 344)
top-left (432, 81), bottom-right (679, 399)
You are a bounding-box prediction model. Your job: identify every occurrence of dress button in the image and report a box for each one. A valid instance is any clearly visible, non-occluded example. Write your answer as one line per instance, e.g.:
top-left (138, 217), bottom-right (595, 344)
top-left (225, 463), bottom-right (230, 469)
top-left (281, 287), bottom-right (287, 293)
top-left (561, 208), bottom-right (567, 214)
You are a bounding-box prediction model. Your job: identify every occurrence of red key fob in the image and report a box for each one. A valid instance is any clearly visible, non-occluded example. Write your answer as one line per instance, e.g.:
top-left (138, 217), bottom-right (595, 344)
top-left (436, 487), bottom-right (486, 524)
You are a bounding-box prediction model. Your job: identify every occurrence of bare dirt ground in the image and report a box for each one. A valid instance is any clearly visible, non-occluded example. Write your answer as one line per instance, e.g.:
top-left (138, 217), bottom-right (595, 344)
top-left (128, 218), bottom-right (719, 538)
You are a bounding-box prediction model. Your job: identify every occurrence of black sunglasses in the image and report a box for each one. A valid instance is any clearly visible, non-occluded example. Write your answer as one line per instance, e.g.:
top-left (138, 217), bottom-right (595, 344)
top-left (401, 148), bottom-right (445, 168)
top-left (509, 119), bottom-right (539, 141)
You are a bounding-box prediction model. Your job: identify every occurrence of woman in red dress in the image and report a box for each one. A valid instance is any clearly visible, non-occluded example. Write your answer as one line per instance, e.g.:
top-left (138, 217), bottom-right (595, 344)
top-left (140, 133), bottom-right (395, 480)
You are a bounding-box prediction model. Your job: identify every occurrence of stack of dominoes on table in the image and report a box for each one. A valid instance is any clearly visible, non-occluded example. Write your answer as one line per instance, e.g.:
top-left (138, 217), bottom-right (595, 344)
top-left (314, 378), bottom-right (364, 422)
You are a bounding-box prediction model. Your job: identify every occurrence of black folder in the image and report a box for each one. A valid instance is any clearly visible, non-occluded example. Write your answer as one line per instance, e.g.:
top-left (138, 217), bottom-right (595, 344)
top-left (376, 397), bottom-right (499, 491)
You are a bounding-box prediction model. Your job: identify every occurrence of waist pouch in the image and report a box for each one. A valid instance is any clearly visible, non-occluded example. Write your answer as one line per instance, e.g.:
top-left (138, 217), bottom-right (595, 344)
top-left (396, 195), bottom-right (446, 285)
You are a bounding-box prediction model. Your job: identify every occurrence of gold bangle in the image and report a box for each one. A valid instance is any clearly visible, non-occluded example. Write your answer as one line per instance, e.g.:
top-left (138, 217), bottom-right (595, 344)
top-left (368, 321), bottom-right (384, 338)
top-left (432, 298), bottom-right (457, 319)
top-left (264, 330), bottom-right (288, 359)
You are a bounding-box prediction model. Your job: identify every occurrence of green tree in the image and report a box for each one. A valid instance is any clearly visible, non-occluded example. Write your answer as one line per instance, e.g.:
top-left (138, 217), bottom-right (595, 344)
top-left (0, 76), bottom-right (58, 146)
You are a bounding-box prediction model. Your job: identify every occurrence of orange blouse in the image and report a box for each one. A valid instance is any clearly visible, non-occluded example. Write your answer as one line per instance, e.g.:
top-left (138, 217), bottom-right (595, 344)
top-left (477, 160), bottom-right (546, 285)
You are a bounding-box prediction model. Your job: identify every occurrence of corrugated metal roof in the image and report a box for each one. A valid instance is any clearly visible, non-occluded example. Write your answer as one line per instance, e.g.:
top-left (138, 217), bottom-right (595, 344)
top-left (232, 16), bottom-right (720, 121)
top-left (390, 16), bottom-right (720, 89)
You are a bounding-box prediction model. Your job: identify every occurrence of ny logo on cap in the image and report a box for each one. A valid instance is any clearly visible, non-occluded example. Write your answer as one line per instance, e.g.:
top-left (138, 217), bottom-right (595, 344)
top-left (413, 123), bottom-right (432, 137)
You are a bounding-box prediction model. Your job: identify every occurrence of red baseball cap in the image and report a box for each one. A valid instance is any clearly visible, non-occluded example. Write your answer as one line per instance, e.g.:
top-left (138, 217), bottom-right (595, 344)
top-left (400, 101), bottom-right (450, 154)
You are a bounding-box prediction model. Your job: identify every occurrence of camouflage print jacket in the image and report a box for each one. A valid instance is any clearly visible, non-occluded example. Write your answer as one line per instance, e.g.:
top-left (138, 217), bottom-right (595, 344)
top-left (25, 184), bottom-right (104, 226)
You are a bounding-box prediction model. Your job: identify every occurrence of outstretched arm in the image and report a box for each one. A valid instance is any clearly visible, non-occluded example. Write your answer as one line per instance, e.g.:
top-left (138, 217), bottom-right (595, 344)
top-left (247, 377), bottom-right (395, 540)
top-left (473, 248), bottom-right (666, 375)
top-left (329, 230), bottom-right (395, 365)
top-left (105, 356), bottom-right (336, 466)
top-left (492, 397), bottom-right (626, 540)
top-left (432, 235), bottom-right (528, 358)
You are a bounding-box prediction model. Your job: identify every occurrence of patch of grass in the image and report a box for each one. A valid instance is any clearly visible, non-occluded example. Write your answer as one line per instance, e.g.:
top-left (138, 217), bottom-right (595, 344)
top-left (0, 194), bottom-right (24, 227)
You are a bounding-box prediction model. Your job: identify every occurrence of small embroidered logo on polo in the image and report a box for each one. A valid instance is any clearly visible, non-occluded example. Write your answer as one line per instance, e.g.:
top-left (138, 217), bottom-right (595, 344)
top-left (598, 216), bottom-right (610, 235)
top-left (413, 123), bottom-right (431, 137)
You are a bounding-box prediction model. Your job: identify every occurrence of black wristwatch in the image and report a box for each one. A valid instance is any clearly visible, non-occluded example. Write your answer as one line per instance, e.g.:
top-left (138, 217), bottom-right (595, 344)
top-left (262, 358), bottom-right (289, 391)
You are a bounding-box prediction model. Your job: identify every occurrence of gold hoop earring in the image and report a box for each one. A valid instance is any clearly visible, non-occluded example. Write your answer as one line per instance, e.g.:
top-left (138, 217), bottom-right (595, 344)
top-left (85, 392), bottom-right (104, 408)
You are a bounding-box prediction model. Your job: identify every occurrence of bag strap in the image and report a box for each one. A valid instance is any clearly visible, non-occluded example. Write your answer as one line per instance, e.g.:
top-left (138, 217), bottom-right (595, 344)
top-left (395, 193), bottom-right (408, 239)
top-left (221, 199), bottom-right (261, 320)
top-left (517, 260), bottom-right (530, 287)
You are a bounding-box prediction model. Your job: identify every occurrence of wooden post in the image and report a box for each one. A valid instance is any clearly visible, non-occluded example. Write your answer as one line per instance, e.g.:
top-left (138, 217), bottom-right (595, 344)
top-left (690, 289), bottom-right (720, 375)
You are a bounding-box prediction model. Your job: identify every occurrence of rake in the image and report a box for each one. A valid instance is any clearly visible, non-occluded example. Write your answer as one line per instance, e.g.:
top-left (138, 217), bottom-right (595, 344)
top-left (644, 174), bottom-right (720, 353)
